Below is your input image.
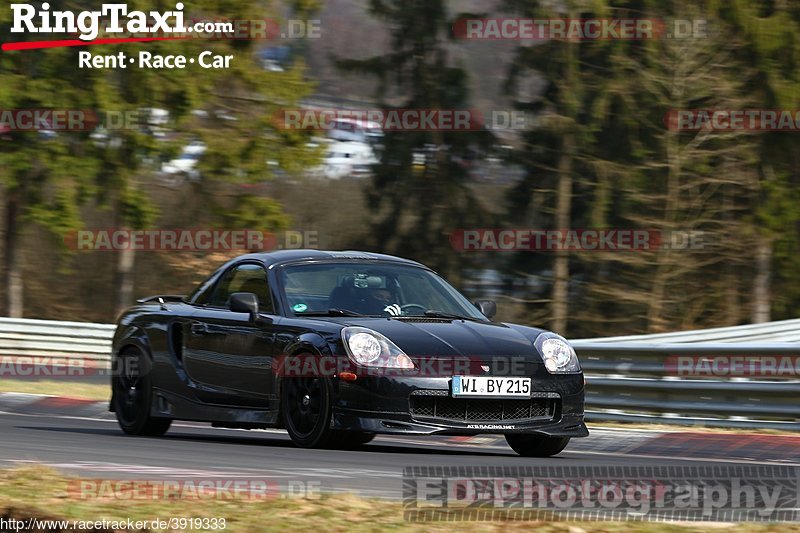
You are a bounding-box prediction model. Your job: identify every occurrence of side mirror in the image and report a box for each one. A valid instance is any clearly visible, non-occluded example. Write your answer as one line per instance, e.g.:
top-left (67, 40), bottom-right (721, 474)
top-left (474, 299), bottom-right (497, 319)
top-left (229, 292), bottom-right (259, 322)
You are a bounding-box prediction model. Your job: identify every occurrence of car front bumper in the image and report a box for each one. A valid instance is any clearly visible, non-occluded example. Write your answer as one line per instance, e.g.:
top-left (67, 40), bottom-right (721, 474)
top-left (331, 372), bottom-right (588, 437)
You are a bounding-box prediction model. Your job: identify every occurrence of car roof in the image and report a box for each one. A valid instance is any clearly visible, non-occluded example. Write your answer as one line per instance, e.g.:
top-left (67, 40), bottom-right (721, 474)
top-left (234, 249), bottom-right (427, 269)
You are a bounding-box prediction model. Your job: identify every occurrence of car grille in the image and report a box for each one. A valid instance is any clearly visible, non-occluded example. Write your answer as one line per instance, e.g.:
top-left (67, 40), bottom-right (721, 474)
top-left (409, 390), bottom-right (558, 422)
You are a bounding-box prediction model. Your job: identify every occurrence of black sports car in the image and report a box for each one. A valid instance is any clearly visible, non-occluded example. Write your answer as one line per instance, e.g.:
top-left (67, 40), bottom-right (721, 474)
top-left (111, 250), bottom-right (588, 456)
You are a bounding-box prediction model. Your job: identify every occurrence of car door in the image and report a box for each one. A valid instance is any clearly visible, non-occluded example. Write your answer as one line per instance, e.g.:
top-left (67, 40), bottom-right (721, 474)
top-left (184, 262), bottom-right (277, 408)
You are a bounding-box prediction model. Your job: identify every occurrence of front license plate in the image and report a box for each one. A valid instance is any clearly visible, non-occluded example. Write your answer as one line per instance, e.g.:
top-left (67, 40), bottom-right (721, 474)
top-left (451, 376), bottom-right (531, 398)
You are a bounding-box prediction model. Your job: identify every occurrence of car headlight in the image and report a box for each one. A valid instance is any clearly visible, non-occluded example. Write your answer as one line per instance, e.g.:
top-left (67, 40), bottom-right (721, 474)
top-left (341, 327), bottom-right (414, 369)
top-left (534, 332), bottom-right (581, 373)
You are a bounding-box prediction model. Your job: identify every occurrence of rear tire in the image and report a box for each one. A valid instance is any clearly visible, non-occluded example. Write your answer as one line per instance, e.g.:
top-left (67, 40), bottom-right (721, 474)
top-left (281, 375), bottom-right (334, 448)
top-left (505, 434), bottom-right (570, 457)
top-left (112, 347), bottom-right (172, 437)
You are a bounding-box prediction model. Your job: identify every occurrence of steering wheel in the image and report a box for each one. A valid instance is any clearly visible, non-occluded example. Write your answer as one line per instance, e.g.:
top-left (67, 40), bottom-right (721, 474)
top-left (400, 304), bottom-right (427, 314)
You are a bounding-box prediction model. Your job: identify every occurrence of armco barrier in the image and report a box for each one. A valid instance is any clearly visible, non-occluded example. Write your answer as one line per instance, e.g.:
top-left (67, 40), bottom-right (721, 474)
top-left (0, 317), bottom-right (114, 363)
top-left (0, 317), bottom-right (797, 430)
top-left (574, 341), bottom-right (800, 430)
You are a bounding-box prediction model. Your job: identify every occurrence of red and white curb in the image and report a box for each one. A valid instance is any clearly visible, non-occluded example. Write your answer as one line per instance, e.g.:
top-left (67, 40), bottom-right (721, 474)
top-left (445, 427), bottom-right (800, 464)
top-left (0, 392), bottom-right (111, 420)
top-left (446, 429), bottom-right (660, 453)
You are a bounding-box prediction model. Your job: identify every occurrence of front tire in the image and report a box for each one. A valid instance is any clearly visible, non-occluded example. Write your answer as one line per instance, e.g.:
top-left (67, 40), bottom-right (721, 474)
top-left (329, 431), bottom-right (375, 449)
top-left (281, 376), bottom-right (334, 448)
top-left (112, 347), bottom-right (172, 437)
top-left (505, 434), bottom-right (570, 457)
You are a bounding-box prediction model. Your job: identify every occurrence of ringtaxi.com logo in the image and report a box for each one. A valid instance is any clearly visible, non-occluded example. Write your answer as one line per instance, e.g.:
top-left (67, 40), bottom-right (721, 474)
top-left (9, 3), bottom-right (320, 43)
top-left (11, 2), bottom-right (192, 42)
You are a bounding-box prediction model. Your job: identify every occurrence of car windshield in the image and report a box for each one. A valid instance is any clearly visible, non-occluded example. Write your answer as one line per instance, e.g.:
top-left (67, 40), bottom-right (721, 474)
top-left (280, 262), bottom-right (487, 319)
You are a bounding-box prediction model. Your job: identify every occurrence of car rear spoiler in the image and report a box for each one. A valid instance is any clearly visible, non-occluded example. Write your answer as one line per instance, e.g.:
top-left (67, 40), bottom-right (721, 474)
top-left (136, 294), bottom-right (186, 304)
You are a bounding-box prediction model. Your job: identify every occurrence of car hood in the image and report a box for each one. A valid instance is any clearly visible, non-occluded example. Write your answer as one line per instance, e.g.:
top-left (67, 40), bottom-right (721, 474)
top-left (335, 317), bottom-right (547, 359)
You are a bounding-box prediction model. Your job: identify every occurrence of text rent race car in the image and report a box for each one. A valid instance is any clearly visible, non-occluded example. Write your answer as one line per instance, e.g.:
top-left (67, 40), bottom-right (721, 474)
top-left (111, 250), bottom-right (588, 456)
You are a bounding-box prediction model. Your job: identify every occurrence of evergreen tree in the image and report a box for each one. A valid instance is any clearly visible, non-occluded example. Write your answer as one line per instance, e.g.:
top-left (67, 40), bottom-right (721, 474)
top-left (336, 0), bottom-right (494, 279)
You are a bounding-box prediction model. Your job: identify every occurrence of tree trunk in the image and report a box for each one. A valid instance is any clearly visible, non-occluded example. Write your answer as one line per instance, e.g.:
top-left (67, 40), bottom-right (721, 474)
top-left (724, 263), bottom-right (740, 325)
top-left (3, 188), bottom-right (23, 318)
top-left (115, 232), bottom-right (136, 318)
top-left (647, 122), bottom-right (682, 332)
top-left (751, 162), bottom-right (776, 324)
top-left (751, 237), bottom-right (771, 323)
top-left (551, 133), bottom-right (573, 335)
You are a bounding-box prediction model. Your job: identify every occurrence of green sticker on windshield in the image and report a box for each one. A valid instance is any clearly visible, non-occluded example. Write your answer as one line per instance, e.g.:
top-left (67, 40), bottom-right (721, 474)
top-left (293, 303), bottom-right (308, 313)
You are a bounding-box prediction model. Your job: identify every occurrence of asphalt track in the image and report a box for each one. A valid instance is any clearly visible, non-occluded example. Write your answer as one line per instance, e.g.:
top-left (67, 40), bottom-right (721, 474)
top-left (1, 409), bottom-right (798, 500)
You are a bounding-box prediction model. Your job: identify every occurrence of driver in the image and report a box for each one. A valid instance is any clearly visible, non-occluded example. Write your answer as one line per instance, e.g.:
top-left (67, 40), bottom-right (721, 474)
top-left (368, 288), bottom-right (401, 316)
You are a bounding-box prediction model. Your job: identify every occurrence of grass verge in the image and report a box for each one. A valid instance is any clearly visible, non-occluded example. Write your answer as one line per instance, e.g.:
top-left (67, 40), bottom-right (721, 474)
top-left (0, 380), bottom-right (109, 401)
top-left (0, 467), bottom-right (798, 532)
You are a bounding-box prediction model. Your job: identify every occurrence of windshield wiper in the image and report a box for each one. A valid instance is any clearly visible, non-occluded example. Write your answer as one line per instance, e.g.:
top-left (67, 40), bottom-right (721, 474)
top-left (297, 308), bottom-right (365, 317)
top-left (422, 310), bottom-right (482, 321)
